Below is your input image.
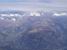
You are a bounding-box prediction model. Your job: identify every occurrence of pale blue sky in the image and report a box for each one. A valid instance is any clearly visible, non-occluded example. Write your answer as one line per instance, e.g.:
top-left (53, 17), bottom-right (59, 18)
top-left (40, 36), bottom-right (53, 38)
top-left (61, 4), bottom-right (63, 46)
top-left (0, 0), bottom-right (50, 3)
top-left (0, 0), bottom-right (67, 11)
top-left (0, 0), bottom-right (66, 3)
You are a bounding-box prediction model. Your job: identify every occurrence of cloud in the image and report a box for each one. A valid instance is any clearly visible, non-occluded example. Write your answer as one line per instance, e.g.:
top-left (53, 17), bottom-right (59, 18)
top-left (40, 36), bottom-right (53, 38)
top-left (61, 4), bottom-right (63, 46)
top-left (53, 13), bottom-right (67, 16)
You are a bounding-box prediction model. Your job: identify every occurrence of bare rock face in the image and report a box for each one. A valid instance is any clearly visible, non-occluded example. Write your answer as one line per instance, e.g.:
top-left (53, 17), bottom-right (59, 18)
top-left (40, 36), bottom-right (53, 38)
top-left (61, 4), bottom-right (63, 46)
top-left (0, 11), bottom-right (66, 50)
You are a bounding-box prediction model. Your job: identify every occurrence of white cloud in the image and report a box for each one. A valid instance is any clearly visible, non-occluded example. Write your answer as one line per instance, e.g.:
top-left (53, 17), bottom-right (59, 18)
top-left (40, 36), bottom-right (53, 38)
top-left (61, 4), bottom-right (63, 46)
top-left (10, 14), bottom-right (15, 16)
top-left (30, 12), bottom-right (41, 16)
top-left (1, 14), bottom-right (8, 16)
top-left (53, 13), bottom-right (67, 16)
top-left (12, 18), bottom-right (16, 22)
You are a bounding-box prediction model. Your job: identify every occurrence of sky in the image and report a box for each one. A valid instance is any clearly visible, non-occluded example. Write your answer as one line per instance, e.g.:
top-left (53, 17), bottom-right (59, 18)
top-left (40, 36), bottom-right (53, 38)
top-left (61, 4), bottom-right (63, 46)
top-left (0, 0), bottom-right (66, 3)
top-left (0, 0), bottom-right (67, 11)
top-left (0, 0), bottom-right (50, 3)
